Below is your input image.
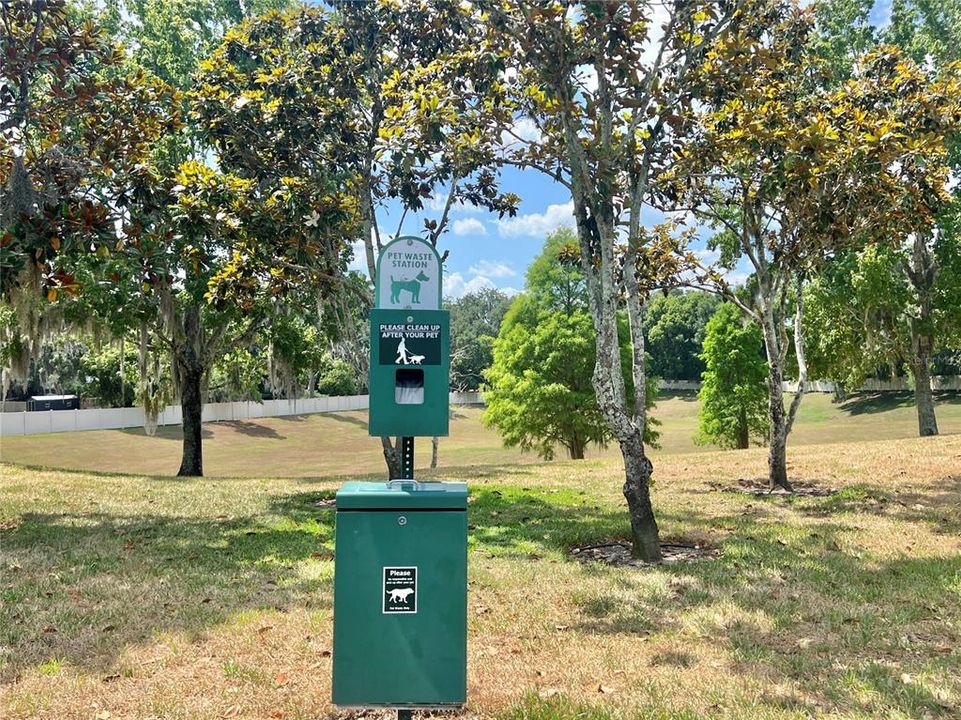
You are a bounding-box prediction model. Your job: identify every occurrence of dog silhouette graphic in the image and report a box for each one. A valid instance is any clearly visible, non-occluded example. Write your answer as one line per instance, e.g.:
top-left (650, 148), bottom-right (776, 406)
top-left (390, 271), bottom-right (430, 304)
top-left (408, 354), bottom-right (425, 365)
top-left (387, 588), bottom-right (415, 604)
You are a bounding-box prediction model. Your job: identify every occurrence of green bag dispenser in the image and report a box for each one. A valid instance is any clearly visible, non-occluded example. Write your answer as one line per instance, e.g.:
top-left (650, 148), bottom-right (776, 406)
top-left (332, 481), bottom-right (468, 708)
top-left (368, 308), bottom-right (450, 438)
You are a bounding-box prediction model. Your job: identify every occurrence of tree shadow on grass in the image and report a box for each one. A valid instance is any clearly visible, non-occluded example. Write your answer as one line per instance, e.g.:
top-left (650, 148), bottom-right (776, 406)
top-left (566, 503), bottom-right (960, 718)
top-left (119, 425), bottom-right (214, 441)
top-left (792, 476), bottom-right (961, 536)
top-left (6, 481), bottom-right (958, 717)
top-left (437, 464), bottom-right (539, 480)
top-left (839, 391), bottom-right (961, 416)
top-left (322, 412), bottom-right (370, 430)
top-left (0, 505), bottom-right (336, 680)
top-left (216, 420), bottom-right (286, 439)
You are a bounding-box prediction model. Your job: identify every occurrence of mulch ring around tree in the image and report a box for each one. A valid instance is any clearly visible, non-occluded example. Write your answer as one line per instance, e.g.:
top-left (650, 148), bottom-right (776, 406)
top-left (571, 540), bottom-right (720, 567)
top-left (710, 478), bottom-right (839, 497)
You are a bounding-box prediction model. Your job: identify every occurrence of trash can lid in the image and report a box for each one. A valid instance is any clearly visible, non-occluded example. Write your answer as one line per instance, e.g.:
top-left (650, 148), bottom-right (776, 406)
top-left (336, 481), bottom-right (467, 510)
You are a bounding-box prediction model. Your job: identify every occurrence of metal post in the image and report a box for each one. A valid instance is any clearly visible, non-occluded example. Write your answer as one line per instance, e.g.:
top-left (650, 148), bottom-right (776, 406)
top-left (401, 436), bottom-right (414, 479)
top-left (397, 710), bottom-right (412, 720)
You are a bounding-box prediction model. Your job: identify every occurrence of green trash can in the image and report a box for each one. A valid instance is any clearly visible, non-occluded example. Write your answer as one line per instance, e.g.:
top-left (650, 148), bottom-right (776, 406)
top-left (332, 480), bottom-right (468, 708)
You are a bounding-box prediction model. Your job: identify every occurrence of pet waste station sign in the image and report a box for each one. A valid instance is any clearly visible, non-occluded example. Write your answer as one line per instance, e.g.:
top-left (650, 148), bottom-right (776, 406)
top-left (332, 235), bottom-right (467, 713)
top-left (375, 236), bottom-right (442, 310)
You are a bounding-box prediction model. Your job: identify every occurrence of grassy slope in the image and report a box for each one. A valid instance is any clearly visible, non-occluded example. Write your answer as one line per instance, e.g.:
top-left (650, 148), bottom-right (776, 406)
top-left (1, 394), bottom-right (960, 719)
top-left (2, 391), bottom-right (959, 477)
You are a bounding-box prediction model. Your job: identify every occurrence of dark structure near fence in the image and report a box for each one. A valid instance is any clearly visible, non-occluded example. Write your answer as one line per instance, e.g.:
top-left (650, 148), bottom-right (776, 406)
top-left (27, 395), bottom-right (80, 411)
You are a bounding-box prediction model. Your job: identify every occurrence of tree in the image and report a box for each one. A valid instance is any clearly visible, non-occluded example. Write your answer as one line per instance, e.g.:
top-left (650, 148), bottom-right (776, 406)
top-left (485, 301), bottom-right (609, 460)
top-left (446, 288), bottom-right (511, 391)
top-left (473, 0), bottom-right (750, 560)
top-left (98, 0), bottom-right (293, 90)
top-left (1, 0), bottom-right (177, 393)
top-left (810, 0), bottom-right (877, 80)
top-left (804, 1), bottom-right (961, 434)
top-left (50, 7), bottom-right (363, 476)
top-left (674, 4), bottom-right (961, 488)
top-left (521, 227), bottom-right (588, 315)
top-left (697, 303), bottom-right (768, 449)
top-left (644, 292), bottom-right (721, 382)
top-left (887, 0), bottom-right (961, 66)
top-left (805, 219), bottom-right (961, 407)
top-left (484, 230), bottom-right (657, 460)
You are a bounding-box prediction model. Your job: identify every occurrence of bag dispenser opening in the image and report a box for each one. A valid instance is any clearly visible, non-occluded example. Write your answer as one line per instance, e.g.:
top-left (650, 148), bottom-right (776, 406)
top-left (395, 368), bottom-right (425, 405)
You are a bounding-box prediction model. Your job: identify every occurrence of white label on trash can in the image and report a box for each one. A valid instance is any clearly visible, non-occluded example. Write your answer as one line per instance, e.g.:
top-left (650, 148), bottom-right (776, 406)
top-left (383, 566), bottom-right (417, 614)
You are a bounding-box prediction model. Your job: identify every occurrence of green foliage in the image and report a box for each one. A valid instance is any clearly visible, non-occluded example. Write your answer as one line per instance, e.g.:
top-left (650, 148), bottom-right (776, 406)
top-left (804, 246), bottom-right (907, 390)
top-left (98, 0), bottom-right (293, 90)
top-left (810, 0), bottom-right (877, 81)
top-left (644, 292), bottom-right (721, 382)
top-left (805, 222), bottom-right (961, 388)
top-left (446, 288), bottom-right (512, 392)
top-left (887, 0), bottom-right (961, 65)
top-left (77, 342), bottom-right (140, 407)
top-left (697, 304), bottom-right (769, 449)
top-left (484, 301), bottom-right (608, 460)
top-left (680, 10), bottom-right (961, 276)
top-left (316, 358), bottom-right (357, 397)
top-left (484, 231), bottom-right (657, 460)
top-left (1, 0), bottom-right (179, 301)
top-left (522, 227), bottom-right (587, 315)
top-left (209, 348), bottom-right (266, 403)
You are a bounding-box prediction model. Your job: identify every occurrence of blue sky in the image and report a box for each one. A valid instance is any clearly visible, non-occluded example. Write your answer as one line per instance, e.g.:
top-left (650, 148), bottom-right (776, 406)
top-left (359, 165), bottom-right (576, 299)
top-left (355, 0), bottom-right (895, 300)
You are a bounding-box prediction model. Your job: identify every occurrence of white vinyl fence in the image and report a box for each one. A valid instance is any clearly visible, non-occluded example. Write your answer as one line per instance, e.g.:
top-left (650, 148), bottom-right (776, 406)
top-left (659, 377), bottom-right (961, 393)
top-left (2, 380), bottom-right (958, 438)
top-left (0, 392), bottom-right (485, 437)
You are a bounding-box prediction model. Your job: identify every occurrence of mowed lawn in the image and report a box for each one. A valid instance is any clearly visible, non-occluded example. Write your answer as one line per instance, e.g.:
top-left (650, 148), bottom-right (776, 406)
top-left (0, 394), bottom-right (960, 719)
top-left (2, 391), bottom-right (960, 477)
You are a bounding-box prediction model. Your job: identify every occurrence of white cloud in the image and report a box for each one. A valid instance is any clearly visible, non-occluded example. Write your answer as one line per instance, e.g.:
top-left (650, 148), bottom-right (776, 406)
top-left (348, 239), bottom-right (370, 275)
top-left (496, 201), bottom-right (575, 238)
top-left (501, 117), bottom-right (543, 147)
top-left (427, 191), bottom-right (482, 215)
top-left (721, 270), bottom-right (750, 287)
top-left (468, 260), bottom-right (517, 279)
top-left (694, 248), bottom-right (720, 265)
top-left (869, 0), bottom-right (893, 28)
top-left (444, 271), bottom-right (497, 299)
top-left (452, 217), bottom-right (487, 236)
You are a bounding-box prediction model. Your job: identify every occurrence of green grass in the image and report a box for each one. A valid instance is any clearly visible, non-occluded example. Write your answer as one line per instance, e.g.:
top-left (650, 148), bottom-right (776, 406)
top-left (2, 414), bottom-right (960, 718)
top-left (2, 391), bottom-right (959, 477)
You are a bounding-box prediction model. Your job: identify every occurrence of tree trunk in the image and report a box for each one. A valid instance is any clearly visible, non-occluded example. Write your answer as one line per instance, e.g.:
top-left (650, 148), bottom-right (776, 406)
top-left (177, 361), bottom-right (204, 477)
top-left (906, 233), bottom-right (939, 437)
top-left (381, 436), bottom-right (402, 478)
top-left (558, 80), bottom-right (659, 561)
top-left (910, 356), bottom-right (939, 436)
top-left (568, 435), bottom-right (585, 460)
top-left (736, 406), bottom-right (749, 449)
top-left (760, 307), bottom-right (793, 491)
top-left (174, 304), bottom-right (206, 477)
top-left (621, 431), bottom-right (660, 560)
